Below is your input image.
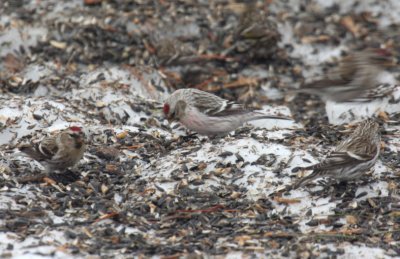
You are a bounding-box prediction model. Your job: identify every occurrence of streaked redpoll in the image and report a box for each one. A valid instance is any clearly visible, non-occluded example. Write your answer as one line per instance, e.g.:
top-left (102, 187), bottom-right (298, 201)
top-left (19, 126), bottom-right (86, 172)
top-left (223, 3), bottom-right (280, 60)
top-left (292, 48), bottom-right (393, 102)
top-left (343, 83), bottom-right (399, 102)
top-left (163, 88), bottom-right (292, 137)
top-left (151, 37), bottom-right (197, 66)
top-left (292, 119), bottom-right (381, 189)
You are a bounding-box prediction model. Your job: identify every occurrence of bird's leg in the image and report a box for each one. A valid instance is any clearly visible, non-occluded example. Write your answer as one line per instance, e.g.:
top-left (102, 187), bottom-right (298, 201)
top-left (48, 169), bottom-right (80, 185)
top-left (181, 132), bottom-right (199, 142)
top-left (208, 134), bottom-right (225, 144)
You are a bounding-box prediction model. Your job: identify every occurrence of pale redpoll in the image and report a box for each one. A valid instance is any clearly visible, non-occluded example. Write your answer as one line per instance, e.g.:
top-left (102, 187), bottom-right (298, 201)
top-left (19, 126), bottom-right (86, 172)
top-left (163, 88), bottom-right (292, 137)
top-left (292, 119), bottom-right (381, 189)
top-left (292, 48), bottom-right (393, 102)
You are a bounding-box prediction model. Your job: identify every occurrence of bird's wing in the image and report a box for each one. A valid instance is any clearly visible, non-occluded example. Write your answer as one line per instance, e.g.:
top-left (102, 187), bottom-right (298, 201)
top-left (343, 84), bottom-right (398, 102)
top-left (300, 78), bottom-right (352, 91)
top-left (191, 90), bottom-right (251, 117)
top-left (19, 136), bottom-right (58, 161)
top-left (306, 151), bottom-right (374, 172)
top-left (37, 136), bottom-right (59, 160)
top-left (19, 145), bottom-right (45, 161)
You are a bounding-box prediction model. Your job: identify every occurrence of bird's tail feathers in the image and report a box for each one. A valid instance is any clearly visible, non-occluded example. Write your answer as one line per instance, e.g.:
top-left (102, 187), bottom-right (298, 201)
top-left (18, 146), bottom-right (44, 161)
top-left (249, 112), bottom-right (293, 121)
top-left (291, 170), bottom-right (319, 190)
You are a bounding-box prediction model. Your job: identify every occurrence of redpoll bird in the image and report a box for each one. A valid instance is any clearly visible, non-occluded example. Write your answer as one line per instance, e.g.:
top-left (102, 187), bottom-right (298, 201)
top-left (292, 120), bottom-right (381, 189)
top-left (152, 37), bottom-right (197, 66)
top-left (291, 48), bottom-right (393, 102)
top-left (223, 3), bottom-right (280, 60)
top-left (163, 88), bottom-right (292, 137)
top-left (19, 126), bottom-right (86, 172)
top-left (343, 83), bottom-right (399, 102)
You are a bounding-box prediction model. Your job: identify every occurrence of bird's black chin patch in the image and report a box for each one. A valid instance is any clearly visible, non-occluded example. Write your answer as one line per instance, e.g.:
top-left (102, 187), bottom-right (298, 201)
top-left (168, 111), bottom-right (177, 122)
top-left (75, 142), bottom-right (83, 149)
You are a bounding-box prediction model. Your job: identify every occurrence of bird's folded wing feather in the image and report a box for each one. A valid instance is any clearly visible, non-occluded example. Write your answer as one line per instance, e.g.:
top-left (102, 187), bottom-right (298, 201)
top-left (37, 137), bottom-right (59, 160)
top-left (305, 151), bottom-right (374, 171)
top-left (300, 78), bottom-right (352, 91)
top-left (191, 91), bottom-right (251, 117)
top-left (345, 84), bottom-right (398, 102)
top-left (19, 137), bottom-right (58, 161)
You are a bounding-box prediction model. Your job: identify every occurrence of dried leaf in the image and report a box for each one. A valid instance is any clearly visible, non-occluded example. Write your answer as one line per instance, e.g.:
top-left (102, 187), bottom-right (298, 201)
top-left (82, 227), bottom-right (94, 238)
top-left (93, 212), bottom-right (119, 223)
top-left (346, 215), bottom-right (358, 225)
top-left (43, 177), bottom-right (57, 185)
top-left (222, 77), bottom-right (258, 89)
top-left (125, 144), bottom-right (144, 150)
top-left (148, 202), bottom-right (157, 214)
top-left (388, 181), bottom-right (397, 191)
top-left (230, 191), bottom-right (241, 199)
top-left (244, 246), bottom-right (264, 252)
top-left (234, 235), bottom-right (252, 246)
top-left (378, 111), bottom-right (389, 122)
top-left (111, 236), bottom-right (120, 244)
top-left (341, 16), bottom-right (361, 37)
top-left (197, 162), bottom-right (207, 170)
top-left (268, 240), bottom-right (280, 249)
top-left (384, 232), bottom-right (393, 243)
top-left (4, 53), bottom-right (24, 73)
top-left (213, 167), bottom-right (231, 176)
top-left (141, 188), bottom-right (156, 196)
top-left (315, 228), bottom-right (363, 236)
top-left (83, 0), bottom-right (102, 5)
top-left (301, 35), bottom-right (331, 44)
top-left (274, 197), bottom-right (301, 204)
top-left (105, 164), bottom-right (118, 173)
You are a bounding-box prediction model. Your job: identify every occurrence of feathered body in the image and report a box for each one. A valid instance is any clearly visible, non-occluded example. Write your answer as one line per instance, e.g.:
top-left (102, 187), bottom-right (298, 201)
top-left (163, 88), bottom-right (291, 137)
top-left (342, 83), bottom-right (399, 102)
top-left (293, 48), bottom-right (393, 102)
top-left (19, 126), bottom-right (86, 172)
top-left (293, 120), bottom-right (381, 188)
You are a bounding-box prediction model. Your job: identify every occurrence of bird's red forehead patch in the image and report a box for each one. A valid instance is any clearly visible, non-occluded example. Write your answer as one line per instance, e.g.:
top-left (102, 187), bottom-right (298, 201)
top-left (70, 126), bottom-right (82, 132)
top-left (375, 48), bottom-right (391, 57)
top-left (163, 103), bottom-right (170, 114)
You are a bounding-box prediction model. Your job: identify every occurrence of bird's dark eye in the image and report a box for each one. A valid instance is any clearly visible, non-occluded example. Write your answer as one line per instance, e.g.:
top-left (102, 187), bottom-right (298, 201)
top-left (69, 133), bottom-right (78, 138)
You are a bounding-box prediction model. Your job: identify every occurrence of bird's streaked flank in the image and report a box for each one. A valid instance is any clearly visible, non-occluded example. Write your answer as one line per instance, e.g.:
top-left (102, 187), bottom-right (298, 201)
top-left (19, 126), bottom-right (86, 172)
top-left (292, 119), bottom-right (381, 189)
